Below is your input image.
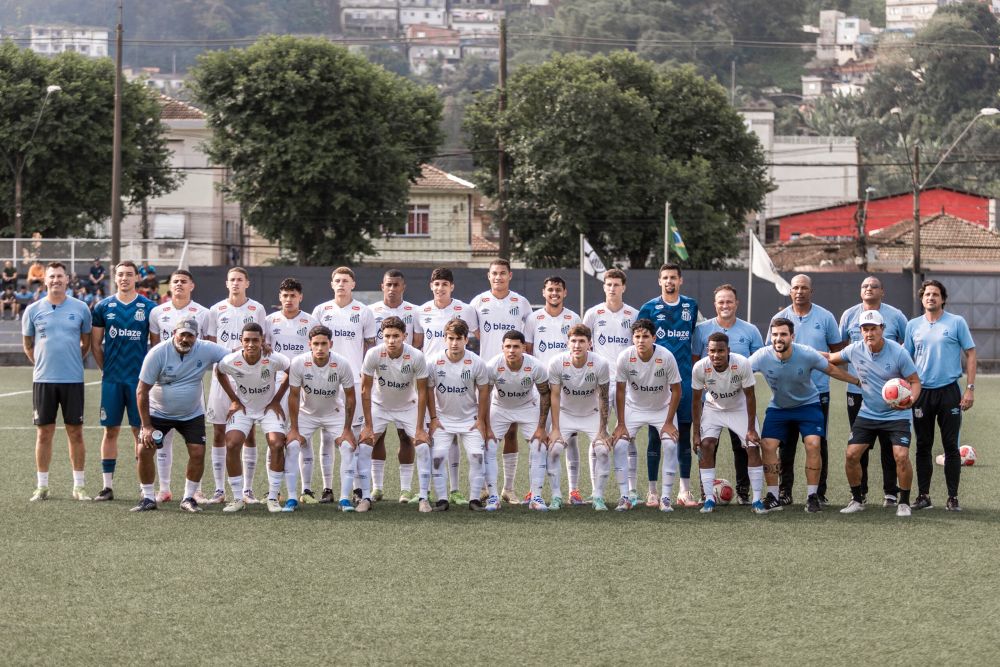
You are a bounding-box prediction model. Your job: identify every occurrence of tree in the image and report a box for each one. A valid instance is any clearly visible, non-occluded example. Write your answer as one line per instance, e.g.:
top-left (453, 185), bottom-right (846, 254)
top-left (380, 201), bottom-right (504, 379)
top-left (190, 36), bottom-right (444, 265)
top-left (0, 42), bottom-right (178, 238)
top-left (464, 52), bottom-right (770, 269)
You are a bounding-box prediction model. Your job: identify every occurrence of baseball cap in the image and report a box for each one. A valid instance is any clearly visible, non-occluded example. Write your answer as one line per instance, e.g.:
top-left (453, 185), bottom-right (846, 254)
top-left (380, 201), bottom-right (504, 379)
top-left (858, 310), bottom-right (884, 327)
top-left (175, 317), bottom-right (199, 336)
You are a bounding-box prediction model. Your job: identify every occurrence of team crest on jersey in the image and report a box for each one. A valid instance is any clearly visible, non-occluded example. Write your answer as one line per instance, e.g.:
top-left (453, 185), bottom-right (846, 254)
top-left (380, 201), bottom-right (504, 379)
top-left (350, 314), bottom-right (360, 324)
top-left (461, 369), bottom-right (472, 380)
top-left (454, 305), bottom-right (462, 311)
top-left (655, 368), bottom-right (665, 377)
top-left (134, 310), bottom-right (145, 321)
top-left (521, 377), bottom-right (532, 387)
top-left (563, 361), bottom-right (571, 367)
top-left (630, 357), bottom-right (636, 363)
top-left (732, 374), bottom-right (742, 383)
top-left (585, 372), bottom-right (596, 383)
top-left (655, 304), bottom-right (663, 310)
top-left (509, 307), bottom-right (519, 316)
top-left (597, 309), bottom-right (605, 315)
top-left (261, 368), bottom-right (271, 380)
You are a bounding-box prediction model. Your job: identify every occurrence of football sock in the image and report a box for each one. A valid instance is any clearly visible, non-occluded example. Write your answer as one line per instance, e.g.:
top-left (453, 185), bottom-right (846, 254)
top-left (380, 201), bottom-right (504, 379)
top-left (101, 458), bottom-right (116, 489)
top-left (284, 440), bottom-right (300, 502)
top-left (229, 475), bottom-right (244, 500)
top-left (565, 434), bottom-right (580, 491)
top-left (588, 442), bottom-right (597, 493)
top-left (140, 483), bottom-right (155, 501)
top-left (372, 459), bottom-right (385, 490)
top-left (484, 439), bottom-right (499, 496)
top-left (593, 443), bottom-right (610, 500)
top-left (547, 440), bottom-right (564, 499)
top-left (184, 478), bottom-right (198, 500)
top-left (700, 468), bottom-right (716, 501)
top-left (748, 466), bottom-right (764, 502)
top-left (267, 469), bottom-right (282, 501)
top-left (448, 442), bottom-right (460, 492)
top-left (898, 488), bottom-right (910, 505)
top-left (463, 440), bottom-right (485, 501)
top-left (156, 432), bottom-right (173, 492)
top-left (627, 441), bottom-right (638, 491)
top-left (660, 438), bottom-right (678, 499)
top-left (415, 443), bottom-right (431, 498)
top-left (299, 441), bottom-right (314, 492)
top-left (321, 436), bottom-right (336, 490)
top-left (613, 439), bottom-right (630, 498)
top-left (37, 472), bottom-right (49, 488)
top-left (503, 452), bottom-right (518, 492)
top-left (807, 484), bottom-right (818, 497)
top-left (211, 446), bottom-right (226, 492)
top-left (768, 485), bottom-right (780, 499)
top-left (338, 443), bottom-right (354, 501)
top-left (242, 446), bottom-right (257, 494)
top-left (357, 444), bottom-right (374, 499)
top-left (647, 480), bottom-right (657, 495)
top-left (399, 463), bottom-right (414, 492)
top-left (679, 477), bottom-right (691, 495)
top-left (528, 439), bottom-right (547, 498)
top-left (851, 485), bottom-right (864, 503)
top-left (73, 470), bottom-right (85, 488)
top-left (432, 442), bottom-right (449, 501)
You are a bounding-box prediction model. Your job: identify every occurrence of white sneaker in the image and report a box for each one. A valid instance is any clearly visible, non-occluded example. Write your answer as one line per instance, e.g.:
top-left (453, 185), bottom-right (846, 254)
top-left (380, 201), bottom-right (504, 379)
top-left (659, 496), bottom-right (674, 513)
top-left (266, 498), bottom-right (282, 513)
top-left (242, 489), bottom-right (260, 504)
top-left (840, 500), bottom-right (866, 514)
top-left (204, 489), bottom-right (226, 505)
top-left (155, 489), bottom-right (173, 503)
top-left (485, 495), bottom-right (501, 512)
top-left (192, 490), bottom-right (209, 504)
top-left (896, 503), bottom-right (912, 517)
top-left (528, 495), bottom-right (548, 511)
top-left (418, 498), bottom-right (432, 513)
top-left (223, 499), bottom-right (246, 513)
top-left (72, 486), bottom-right (91, 501)
top-left (675, 490), bottom-right (699, 508)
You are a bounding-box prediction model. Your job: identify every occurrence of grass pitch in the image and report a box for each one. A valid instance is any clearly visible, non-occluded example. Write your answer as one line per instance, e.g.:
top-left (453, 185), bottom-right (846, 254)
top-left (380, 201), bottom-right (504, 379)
top-left (1, 369), bottom-right (998, 665)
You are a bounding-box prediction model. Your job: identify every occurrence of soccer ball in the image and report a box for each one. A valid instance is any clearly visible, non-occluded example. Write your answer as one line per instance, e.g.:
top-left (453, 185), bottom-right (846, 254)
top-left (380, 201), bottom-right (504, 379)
top-left (960, 445), bottom-right (977, 466)
top-left (713, 479), bottom-right (735, 505)
top-left (881, 378), bottom-right (913, 408)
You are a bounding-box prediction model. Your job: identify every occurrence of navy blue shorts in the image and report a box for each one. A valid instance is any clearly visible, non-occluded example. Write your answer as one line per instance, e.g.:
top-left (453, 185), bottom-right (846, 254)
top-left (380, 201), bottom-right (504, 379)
top-left (762, 403), bottom-right (825, 441)
top-left (100, 380), bottom-right (140, 427)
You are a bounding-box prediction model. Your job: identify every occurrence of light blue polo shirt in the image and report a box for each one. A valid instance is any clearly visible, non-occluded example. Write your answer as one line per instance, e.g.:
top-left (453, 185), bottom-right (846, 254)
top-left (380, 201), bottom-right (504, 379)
top-left (22, 296), bottom-right (93, 383)
top-left (693, 317), bottom-right (764, 358)
top-left (773, 304), bottom-right (841, 393)
top-left (750, 343), bottom-right (828, 409)
top-left (904, 312), bottom-right (975, 389)
top-left (839, 302), bottom-right (909, 395)
top-left (840, 340), bottom-right (918, 421)
top-left (139, 339), bottom-right (229, 420)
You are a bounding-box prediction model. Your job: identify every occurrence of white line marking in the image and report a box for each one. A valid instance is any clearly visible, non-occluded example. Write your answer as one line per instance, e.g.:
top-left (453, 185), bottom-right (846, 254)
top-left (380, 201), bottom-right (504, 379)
top-left (0, 380), bottom-right (101, 399)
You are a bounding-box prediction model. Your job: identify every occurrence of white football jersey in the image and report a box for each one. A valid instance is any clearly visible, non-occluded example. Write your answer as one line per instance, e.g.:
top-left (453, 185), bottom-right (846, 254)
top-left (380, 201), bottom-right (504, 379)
top-left (419, 298), bottom-right (479, 358)
top-left (615, 345), bottom-right (681, 413)
top-left (524, 307), bottom-right (581, 364)
top-left (361, 343), bottom-right (428, 411)
top-left (369, 300), bottom-right (423, 345)
top-left (487, 352), bottom-right (548, 411)
top-left (692, 353), bottom-right (755, 412)
top-left (265, 310), bottom-right (318, 358)
top-left (217, 351), bottom-right (290, 416)
top-left (311, 298), bottom-right (377, 382)
top-left (582, 302), bottom-right (637, 366)
top-left (548, 351), bottom-right (611, 418)
top-left (206, 298), bottom-right (267, 351)
top-left (428, 349), bottom-right (489, 429)
top-left (149, 300), bottom-right (210, 341)
top-left (470, 290), bottom-right (531, 361)
top-left (288, 351), bottom-right (354, 420)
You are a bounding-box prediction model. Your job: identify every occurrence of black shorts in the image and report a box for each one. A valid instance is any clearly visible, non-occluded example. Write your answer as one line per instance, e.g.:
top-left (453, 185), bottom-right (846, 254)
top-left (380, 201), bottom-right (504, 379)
top-left (849, 416), bottom-right (911, 449)
top-left (33, 382), bottom-right (85, 426)
top-left (150, 414), bottom-right (207, 446)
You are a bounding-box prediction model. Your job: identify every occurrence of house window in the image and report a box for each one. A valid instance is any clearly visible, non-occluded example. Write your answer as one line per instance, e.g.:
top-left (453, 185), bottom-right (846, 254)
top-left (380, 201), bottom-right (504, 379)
top-left (406, 205), bottom-right (430, 236)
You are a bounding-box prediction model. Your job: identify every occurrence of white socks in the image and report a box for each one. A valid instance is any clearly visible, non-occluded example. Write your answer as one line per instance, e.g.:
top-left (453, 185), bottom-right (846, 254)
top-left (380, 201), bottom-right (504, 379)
top-left (659, 437), bottom-right (678, 500)
top-left (399, 462), bottom-right (414, 492)
top-left (565, 435), bottom-right (580, 491)
top-left (267, 469), bottom-right (282, 501)
top-left (140, 483), bottom-right (155, 500)
top-left (502, 452), bottom-right (518, 492)
top-left (547, 440), bottom-right (565, 499)
top-left (431, 441), bottom-right (450, 501)
top-left (37, 472), bottom-right (49, 488)
top-left (613, 439), bottom-right (630, 498)
top-left (73, 470), bottom-right (85, 487)
top-left (156, 430), bottom-right (173, 493)
top-left (338, 443), bottom-right (355, 501)
top-left (700, 468), bottom-right (716, 502)
top-left (593, 443), bottom-right (610, 500)
top-left (356, 444), bottom-right (374, 500)
top-left (749, 466), bottom-right (764, 502)
top-left (627, 441), bottom-right (638, 493)
top-left (484, 439), bottom-right (499, 496)
top-left (211, 446), bottom-right (226, 493)
top-left (462, 439), bottom-right (485, 501)
top-left (228, 474), bottom-right (244, 500)
top-left (807, 484), bottom-right (818, 497)
top-left (321, 433), bottom-right (336, 490)
top-left (372, 459), bottom-right (385, 490)
top-left (184, 478), bottom-right (198, 500)
top-left (448, 442), bottom-right (460, 492)
top-left (528, 438), bottom-right (547, 498)
top-left (242, 446), bottom-right (257, 494)
top-left (299, 441), bottom-right (314, 493)
top-left (284, 440), bottom-right (300, 502)
top-left (415, 443), bottom-right (431, 499)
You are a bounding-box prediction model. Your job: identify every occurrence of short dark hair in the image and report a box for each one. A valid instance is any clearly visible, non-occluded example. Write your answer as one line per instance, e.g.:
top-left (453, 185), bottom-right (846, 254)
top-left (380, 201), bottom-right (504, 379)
top-left (543, 275), bottom-right (566, 289)
top-left (502, 330), bottom-right (525, 344)
top-left (309, 325), bottom-right (333, 340)
top-left (380, 315), bottom-right (406, 334)
top-left (770, 317), bottom-right (794, 334)
top-left (241, 322), bottom-right (264, 336)
top-left (430, 267), bottom-right (454, 283)
top-left (707, 332), bottom-right (730, 347)
top-left (170, 269), bottom-right (194, 282)
top-left (604, 268), bottom-right (627, 284)
top-left (46, 262), bottom-right (67, 273)
top-left (488, 258), bottom-right (511, 272)
top-left (115, 260), bottom-right (139, 274)
top-left (568, 324), bottom-right (592, 340)
top-left (659, 263), bottom-right (682, 276)
top-left (227, 267), bottom-right (249, 280)
top-left (631, 319), bottom-right (655, 336)
top-left (919, 279), bottom-right (948, 304)
top-left (383, 269), bottom-right (405, 281)
top-left (279, 277), bottom-right (303, 294)
top-left (444, 318), bottom-right (469, 338)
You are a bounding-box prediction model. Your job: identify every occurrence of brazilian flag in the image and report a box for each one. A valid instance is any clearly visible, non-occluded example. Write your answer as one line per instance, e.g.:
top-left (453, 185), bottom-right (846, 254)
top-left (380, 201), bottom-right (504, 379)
top-left (668, 214), bottom-right (689, 261)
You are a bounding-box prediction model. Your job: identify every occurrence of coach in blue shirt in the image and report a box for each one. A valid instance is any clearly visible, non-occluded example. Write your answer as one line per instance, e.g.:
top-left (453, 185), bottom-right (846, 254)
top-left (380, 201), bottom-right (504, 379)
top-left (22, 262), bottom-right (93, 502)
top-left (904, 280), bottom-right (976, 512)
top-left (773, 274), bottom-right (844, 506)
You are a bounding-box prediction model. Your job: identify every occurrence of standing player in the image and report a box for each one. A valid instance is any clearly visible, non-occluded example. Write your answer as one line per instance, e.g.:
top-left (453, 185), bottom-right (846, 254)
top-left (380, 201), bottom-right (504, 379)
top-left (148, 269), bottom-right (211, 503)
top-left (905, 280), bottom-right (977, 511)
top-left (612, 319), bottom-right (682, 512)
top-left (90, 261), bottom-right (157, 501)
top-left (23, 262), bottom-right (93, 502)
top-left (524, 275), bottom-right (583, 503)
top-left (286, 326), bottom-right (357, 512)
top-left (368, 270), bottom-right (424, 501)
top-left (215, 323), bottom-right (292, 513)
top-left (204, 267), bottom-right (267, 505)
top-left (692, 333), bottom-right (766, 514)
top-left (135, 318), bottom-right (229, 512)
top-left (637, 263), bottom-right (698, 508)
top-left (419, 267), bottom-right (478, 505)
top-left (548, 325), bottom-right (613, 510)
top-left (828, 311), bottom-right (921, 516)
top-left (427, 319), bottom-right (491, 511)
top-left (470, 259), bottom-right (531, 503)
top-left (265, 278), bottom-right (318, 501)
top-left (486, 331), bottom-right (550, 511)
top-left (773, 274), bottom-right (844, 506)
top-left (839, 277), bottom-right (908, 507)
top-left (750, 318), bottom-right (859, 513)
top-left (692, 284), bottom-right (764, 505)
top-left (311, 267), bottom-right (377, 503)
top-left (359, 316), bottom-right (432, 511)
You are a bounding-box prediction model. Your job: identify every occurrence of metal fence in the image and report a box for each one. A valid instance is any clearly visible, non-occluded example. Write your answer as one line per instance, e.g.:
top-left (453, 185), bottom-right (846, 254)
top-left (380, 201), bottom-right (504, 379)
top-left (1, 238), bottom-right (189, 278)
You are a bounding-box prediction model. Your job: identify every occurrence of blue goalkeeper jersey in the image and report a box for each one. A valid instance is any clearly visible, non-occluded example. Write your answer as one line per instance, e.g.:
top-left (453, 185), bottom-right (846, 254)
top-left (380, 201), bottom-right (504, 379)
top-left (92, 293), bottom-right (157, 384)
top-left (638, 294), bottom-right (699, 421)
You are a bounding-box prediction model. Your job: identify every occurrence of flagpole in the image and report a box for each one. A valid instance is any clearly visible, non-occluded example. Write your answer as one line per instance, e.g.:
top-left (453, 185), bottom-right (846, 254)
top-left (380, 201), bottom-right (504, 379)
top-left (664, 202), bottom-right (670, 264)
top-left (747, 225), bottom-right (753, 324)
top-left (579, 233), bottom-right (585, 316)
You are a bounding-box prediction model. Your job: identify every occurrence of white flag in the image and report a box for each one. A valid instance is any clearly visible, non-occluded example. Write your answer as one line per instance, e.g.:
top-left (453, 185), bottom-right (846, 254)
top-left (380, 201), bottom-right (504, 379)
top-left (750, 233), bottom-right (791, 296)
top-left (581, 237), bottom-right (607, 282)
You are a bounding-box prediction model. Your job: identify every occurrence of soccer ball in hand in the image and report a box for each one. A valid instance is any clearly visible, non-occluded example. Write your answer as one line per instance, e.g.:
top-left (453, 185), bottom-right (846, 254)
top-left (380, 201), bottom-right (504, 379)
top-left (960, 445), bottom-right (977, 466)
top-left (713, 479), bottom-right (735, 505)
top-left (881, 378), bottom-right (913, 408)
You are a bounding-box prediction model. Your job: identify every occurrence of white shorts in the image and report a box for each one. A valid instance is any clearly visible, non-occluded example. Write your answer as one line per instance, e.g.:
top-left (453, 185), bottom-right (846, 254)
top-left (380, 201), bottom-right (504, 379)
top-left (700, 407), bottom-right (760, 448)
top-left (625, 410), bottom-right (677, 442)
top-left (206, 373), bottom-right (231, 425)
top-left (297, 412), bottom-right (346, 442)
top-left (371, 403), bottom-right (417, 439)
top-left (490, 403), bottom-right (539, 442)
top-left (432, 427), bottom-right (485, 454)
top-left (226, 409), bottom-right (286, 437)
top-left (558, 412), bottom-right (602, 444)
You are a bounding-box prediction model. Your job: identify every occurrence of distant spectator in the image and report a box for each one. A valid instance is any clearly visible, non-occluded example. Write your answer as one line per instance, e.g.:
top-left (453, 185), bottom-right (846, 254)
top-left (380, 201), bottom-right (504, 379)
top-left (76, 287), bottom-right (94, 309)
top-left (138, 261), bottom-right (157, 279)
top-left (27, 260), bottom-right (45, 290)
top-left (33, 286), bottom-right (47, 302)
top-left (14, 284), bottom-right (34, 314)
top-left (89, 288), bottom-right (103, 309)
top-left (2, 260), bottom-right (17, 291)
top-left (160, 290), bottom-right (172, 305)
top-left (68, 273), bottom-right (82, 293)
top-left (88, 258), bottom-right (107, 294)
top-left (1, 285), bottom-right (16, 320)
top-left (139, 268), bottom-right (159, 296)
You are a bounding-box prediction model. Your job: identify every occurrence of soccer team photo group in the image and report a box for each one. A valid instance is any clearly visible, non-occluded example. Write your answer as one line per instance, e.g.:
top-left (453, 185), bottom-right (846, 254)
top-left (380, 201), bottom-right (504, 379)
top-left (23, 258), bottom-right (978, 519)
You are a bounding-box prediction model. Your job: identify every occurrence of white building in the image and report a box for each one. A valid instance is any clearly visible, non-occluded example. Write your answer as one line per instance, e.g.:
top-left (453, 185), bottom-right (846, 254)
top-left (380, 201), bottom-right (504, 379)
top-left (406, 24), bottom-right (462, 75)
top-left (449, 8), bottom-right (503, 35)
top-left (885, 0), bottom-right (941, 32)
top-left (27, 25), bottom-right (109, 58)
top-left (341, 0), bottom-right (398, 34)
top-left (400, 0), bottom-right (447, 28)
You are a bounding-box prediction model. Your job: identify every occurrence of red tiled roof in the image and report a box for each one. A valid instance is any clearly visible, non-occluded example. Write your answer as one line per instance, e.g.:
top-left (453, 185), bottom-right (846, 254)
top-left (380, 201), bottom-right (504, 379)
top-left (472, 234), bottom-right (499, 256)
top-left (157, 95), bottom-right (204, 120)
top-left (413, 164), bottom-right (475, 190)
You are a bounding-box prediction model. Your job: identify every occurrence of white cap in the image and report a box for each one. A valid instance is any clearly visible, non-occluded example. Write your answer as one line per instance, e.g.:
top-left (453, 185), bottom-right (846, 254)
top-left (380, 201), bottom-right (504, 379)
top-left (859, 310), bottom-right (884, 327)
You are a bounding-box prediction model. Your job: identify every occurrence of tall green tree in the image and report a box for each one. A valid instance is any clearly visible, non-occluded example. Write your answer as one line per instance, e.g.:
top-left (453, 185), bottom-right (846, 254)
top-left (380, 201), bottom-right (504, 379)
top-left (464, 52), bottom-right (770, 269)
top-left (0, 42), bottom-right (179, 238)
top-left (190, 36), bottom-right (444, 265)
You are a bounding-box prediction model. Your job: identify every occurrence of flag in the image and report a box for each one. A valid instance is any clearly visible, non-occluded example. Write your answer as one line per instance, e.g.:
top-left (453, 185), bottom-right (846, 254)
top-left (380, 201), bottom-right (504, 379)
top-left (750, 233), bottom-right (791, 296)
top-left (668, 214), bottom-right (689, 261)
top-left (581, 237), bottom-right (606, 281)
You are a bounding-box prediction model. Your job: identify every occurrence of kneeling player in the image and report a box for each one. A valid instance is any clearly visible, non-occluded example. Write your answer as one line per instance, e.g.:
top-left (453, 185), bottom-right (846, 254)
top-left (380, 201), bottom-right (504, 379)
top-left (487, 331), bottom-right (550, 511)
top-left (692, 333), bottom-right (765, 514)
top-left (360, 316), bottom-right (432, 512)
top-left (427, 319), bottom-right (490, 511)
top-left (215, 323), bottom-right (292, 513)
top-left (612, 319), bottom-right (682, 512)
top-left (548, 325), bottom-right (613, 510)
top-left (828, 310), bottom-right (922, 516)
top-left (286, 326), bottom-right (357, 512)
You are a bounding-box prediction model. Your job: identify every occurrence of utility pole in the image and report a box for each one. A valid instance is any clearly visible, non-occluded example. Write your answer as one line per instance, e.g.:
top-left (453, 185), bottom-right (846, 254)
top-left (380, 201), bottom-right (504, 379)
top-left (911, 145), bottom-right (921, 315)
top-left (855, 141), bottom-right (867, 272)
top-left (110, 0), bottom-right (124, 265)
top-left (496, 18), bottom-right (509, 260)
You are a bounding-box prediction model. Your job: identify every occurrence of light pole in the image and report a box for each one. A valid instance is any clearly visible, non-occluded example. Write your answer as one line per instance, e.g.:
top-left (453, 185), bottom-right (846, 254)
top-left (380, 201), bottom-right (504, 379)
top-left (9, 84), bottom-right (61, 239)
top-left (855, 185), bottom-right (875, 271)
top-left (891, 106), bottom-right (999, 314)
